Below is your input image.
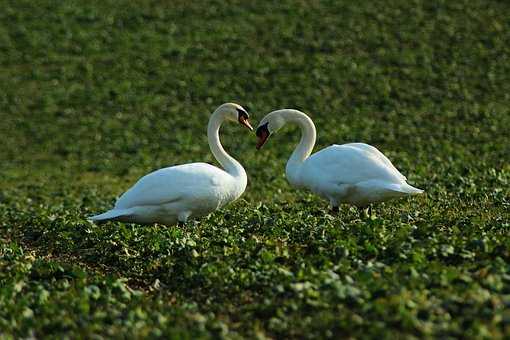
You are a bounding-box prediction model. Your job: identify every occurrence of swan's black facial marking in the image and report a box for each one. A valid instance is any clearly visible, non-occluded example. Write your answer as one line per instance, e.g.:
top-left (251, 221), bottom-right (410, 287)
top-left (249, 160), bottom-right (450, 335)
top-left (256, 122), bottom-right (270, 150)
top-left (255, 122), bottom-right (268, 138)
top-left (236, 108), bottom-right (253, 130)
top-left (236, 108), bottom-right (249, 120)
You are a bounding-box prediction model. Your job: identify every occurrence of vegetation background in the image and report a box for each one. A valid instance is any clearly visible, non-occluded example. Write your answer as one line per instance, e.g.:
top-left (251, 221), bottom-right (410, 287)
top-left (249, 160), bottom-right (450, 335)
top-left (1, 0), bottom-right (509, 338)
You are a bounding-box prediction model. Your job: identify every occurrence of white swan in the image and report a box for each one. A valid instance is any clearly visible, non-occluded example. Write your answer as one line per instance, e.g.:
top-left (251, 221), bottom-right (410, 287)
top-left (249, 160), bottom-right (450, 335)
top-left (89, 103), bottom-right (253, 226)
top-left (255, 109), bottom-right (423, 210)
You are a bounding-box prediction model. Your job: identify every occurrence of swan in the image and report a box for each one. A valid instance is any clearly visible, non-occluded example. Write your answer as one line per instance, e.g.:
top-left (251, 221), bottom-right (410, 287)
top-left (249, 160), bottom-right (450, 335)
top-left (89, 103), bottom-right (253, 226)
top-left (255, 109), bottom-right (423, 211)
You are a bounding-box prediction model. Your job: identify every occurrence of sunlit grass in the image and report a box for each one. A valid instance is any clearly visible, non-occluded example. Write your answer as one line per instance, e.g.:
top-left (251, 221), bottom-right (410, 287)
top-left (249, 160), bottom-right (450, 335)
top-left (1, 0), bottom-right (509, 338)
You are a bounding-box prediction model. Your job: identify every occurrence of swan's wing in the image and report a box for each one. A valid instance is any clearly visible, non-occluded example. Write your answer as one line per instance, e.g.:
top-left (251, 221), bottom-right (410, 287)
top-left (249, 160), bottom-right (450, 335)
top-left (303, 144), bottom-right (406, 186)
top-left (114, 163), bottom-right (227, 209)
top-left (342, 143), bottom-right (406, 180)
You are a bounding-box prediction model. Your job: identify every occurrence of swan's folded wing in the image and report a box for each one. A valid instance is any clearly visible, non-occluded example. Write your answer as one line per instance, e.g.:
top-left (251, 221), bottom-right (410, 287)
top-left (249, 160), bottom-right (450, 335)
top-left (114, 163), bottom-right (224, 209)
top-left (305, 144), bottom-right (405, 186)
top-left (341, 143), bottom-right (406, 181)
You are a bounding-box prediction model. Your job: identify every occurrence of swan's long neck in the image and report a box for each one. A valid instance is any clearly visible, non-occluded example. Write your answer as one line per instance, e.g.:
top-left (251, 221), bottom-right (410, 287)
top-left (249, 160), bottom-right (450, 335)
top-left (207, 109), bottom-right (247, 185)
top-left (280, 110), bottom-right (317, 186)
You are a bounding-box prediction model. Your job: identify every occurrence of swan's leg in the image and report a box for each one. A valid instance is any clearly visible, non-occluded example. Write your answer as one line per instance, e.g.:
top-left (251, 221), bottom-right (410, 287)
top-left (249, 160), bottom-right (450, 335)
top-left (177, 211), bottom-right (191, 225)
top-left (363, 205), bottom-right (374, 219)
top-left (329, 198), bottom-right (339, 214)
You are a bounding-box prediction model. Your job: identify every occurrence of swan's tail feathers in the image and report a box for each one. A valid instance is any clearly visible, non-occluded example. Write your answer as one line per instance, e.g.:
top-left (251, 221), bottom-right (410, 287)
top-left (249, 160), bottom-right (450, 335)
top-left (386, 182), bottom-right (424, 195)
top-left (88, 209), bottom-right (129, 224)
top-left (402, 183), bottom-right (424, 195)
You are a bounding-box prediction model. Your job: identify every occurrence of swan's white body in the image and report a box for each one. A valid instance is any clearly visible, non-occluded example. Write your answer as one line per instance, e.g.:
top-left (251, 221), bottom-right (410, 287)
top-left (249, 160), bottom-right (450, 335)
top-left (256, 109), bottom-right (423, 208)
top-left (90, 103), bottom-right (251, 225)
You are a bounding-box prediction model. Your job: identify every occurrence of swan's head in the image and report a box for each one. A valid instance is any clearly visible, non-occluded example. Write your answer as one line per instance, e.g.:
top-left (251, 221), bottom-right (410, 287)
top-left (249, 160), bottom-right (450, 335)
top-left (218, 103), bottom-right (253, 131)
top-left (255, 111), bottom-right (286, 149)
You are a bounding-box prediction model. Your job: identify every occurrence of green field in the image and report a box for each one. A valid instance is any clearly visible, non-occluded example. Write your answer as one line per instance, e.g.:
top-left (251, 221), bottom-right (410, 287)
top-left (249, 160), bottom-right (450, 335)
top-left (1, 0), bottom-right (509, 338)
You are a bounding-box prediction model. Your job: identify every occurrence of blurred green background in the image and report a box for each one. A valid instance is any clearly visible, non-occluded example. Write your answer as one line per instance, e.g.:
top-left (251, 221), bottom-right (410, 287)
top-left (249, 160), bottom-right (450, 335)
top-left (1, 0), bottom-right (509, 338)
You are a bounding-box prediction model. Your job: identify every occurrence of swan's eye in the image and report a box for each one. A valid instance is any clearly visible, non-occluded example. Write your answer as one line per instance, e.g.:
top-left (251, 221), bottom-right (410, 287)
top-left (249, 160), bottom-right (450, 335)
top-left (256, 122), bottom-right (269, 137)
top-left (237, 108), bottom-right (253, 130)
top-left (236, 108), bottom-right (249, 120)
top-left (255, 122), bottom-right (270, 149)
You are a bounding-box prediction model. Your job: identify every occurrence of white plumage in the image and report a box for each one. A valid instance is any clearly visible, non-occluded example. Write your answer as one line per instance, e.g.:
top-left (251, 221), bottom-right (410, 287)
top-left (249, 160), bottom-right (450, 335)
top-left (90, 103), bottom-right (253, 226)
top-left (256, 109), bottom-right (423, 209)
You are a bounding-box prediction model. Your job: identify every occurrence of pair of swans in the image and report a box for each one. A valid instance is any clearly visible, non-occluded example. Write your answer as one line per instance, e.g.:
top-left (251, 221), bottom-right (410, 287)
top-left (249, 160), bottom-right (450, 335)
top-left (90, 103), bottom-right (422, 226)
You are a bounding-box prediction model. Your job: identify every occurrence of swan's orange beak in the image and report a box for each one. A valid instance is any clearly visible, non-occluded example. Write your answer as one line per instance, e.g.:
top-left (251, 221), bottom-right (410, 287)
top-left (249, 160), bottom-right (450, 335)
top-left (239, 116), bottom-right (253, 131)
top-left (256, 125), bottom-right (270, 150)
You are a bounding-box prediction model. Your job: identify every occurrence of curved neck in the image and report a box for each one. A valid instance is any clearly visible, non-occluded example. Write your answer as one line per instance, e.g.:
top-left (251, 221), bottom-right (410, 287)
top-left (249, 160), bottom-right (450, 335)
top-left (279, 110), bottom-right (316, 184)
top-left (207, 109), bottom-right (247, 181)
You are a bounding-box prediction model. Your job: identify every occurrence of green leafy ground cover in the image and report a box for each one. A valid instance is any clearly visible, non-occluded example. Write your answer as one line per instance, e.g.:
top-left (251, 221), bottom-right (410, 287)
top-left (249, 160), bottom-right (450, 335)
top-left (1, 0), bottom-right (509, 338)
